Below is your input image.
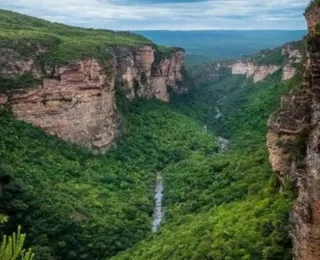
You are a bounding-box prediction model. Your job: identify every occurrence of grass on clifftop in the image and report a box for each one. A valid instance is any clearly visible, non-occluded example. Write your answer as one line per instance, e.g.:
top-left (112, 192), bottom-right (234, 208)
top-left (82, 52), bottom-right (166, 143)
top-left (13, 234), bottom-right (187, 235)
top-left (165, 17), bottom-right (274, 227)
top-left (0, 9), bottom-right (153, 65)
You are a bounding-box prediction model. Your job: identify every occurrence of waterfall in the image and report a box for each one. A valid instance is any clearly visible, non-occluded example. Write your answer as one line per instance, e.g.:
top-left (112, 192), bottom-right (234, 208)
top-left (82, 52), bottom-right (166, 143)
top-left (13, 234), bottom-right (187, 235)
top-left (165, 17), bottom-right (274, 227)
top-left (152, 173), bottom-right (164, 232)
top-left (217, 136), bottom-right (230, 152)
top-left (216, 107), bottom-right (223, 118)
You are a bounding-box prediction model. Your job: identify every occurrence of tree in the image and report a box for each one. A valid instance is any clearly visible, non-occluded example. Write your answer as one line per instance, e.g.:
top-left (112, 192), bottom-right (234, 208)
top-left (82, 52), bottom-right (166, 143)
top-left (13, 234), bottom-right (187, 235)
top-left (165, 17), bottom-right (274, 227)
top-left (0, 223), bottom-right (34, 260)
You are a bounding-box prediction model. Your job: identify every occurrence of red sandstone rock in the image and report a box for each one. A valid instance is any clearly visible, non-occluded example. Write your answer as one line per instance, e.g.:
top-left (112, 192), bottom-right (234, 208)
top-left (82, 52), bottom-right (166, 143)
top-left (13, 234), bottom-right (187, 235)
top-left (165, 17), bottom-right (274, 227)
top-left (0, 45), bottom-right (186, 152)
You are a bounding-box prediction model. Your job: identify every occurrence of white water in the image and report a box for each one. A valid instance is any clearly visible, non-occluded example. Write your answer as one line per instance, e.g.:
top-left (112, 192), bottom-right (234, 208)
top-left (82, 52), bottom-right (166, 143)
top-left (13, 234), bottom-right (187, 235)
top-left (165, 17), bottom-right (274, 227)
top-left (217, 136), bottom-right (230, 152)
top-left (151, 134), bottom-right (228, 233)
top-left (152, 173), bottom-right (164, 232)
top-left (216, 107), bottom-right (223, 118)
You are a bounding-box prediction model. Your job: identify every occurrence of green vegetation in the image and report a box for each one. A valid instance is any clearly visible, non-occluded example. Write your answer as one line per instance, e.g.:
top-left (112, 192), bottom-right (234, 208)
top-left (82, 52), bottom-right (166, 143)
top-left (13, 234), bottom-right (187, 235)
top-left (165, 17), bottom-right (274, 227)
top-left (0, 215), bottom-right (34, 260)
top-left (0, 73), bottom-right (42, 90)
top-left (0, 100), bottom-right (216, 259)
top-left (112, 195), bottom-right (292, 260)
top-left (254, 48), bottom-right (286, 66)
top-left (173, 68), bottom-right (303, 140)
top-left (1, 47), bottom-right (302, 260)
top-left (0, 9), bottom-right (152, 64)
top-left (306, 0), bottom-right (320, 12)
top-left (0, 9), bottom-right (177, 90)
top-left (0, 9), bottom-right (305, 260)
top-left (0, 226), bottom-right (34, 260)
top-left (157, 46), bottom-right (184, 57)
top-left (111, 65), bottom-right (302, 260)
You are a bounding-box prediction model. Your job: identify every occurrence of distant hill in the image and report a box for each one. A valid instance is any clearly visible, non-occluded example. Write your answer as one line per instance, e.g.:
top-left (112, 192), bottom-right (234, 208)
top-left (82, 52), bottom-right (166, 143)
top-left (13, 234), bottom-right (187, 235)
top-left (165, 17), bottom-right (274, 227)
top-left (136, 30), bottom-right (306, 65)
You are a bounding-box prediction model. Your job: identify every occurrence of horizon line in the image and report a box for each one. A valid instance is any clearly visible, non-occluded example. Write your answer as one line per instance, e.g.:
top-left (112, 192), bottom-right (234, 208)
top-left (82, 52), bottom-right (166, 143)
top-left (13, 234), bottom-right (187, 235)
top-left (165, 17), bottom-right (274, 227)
top-left (132, 29), bottom-right (307, 31)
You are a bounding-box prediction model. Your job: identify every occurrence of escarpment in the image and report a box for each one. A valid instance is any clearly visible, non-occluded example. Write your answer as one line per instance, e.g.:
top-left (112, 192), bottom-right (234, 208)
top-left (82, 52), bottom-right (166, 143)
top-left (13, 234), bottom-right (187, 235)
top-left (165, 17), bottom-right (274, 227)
top-left (0, 44), bottom-right (186, 152)
top-left (230, 61), bottom-right (280, 83)
top-left (267, 2), bottom-right (320, 259)
top-left (190, 41), bottom-right (305, 86)
top-left (117, 46), bottom-right (186, 102)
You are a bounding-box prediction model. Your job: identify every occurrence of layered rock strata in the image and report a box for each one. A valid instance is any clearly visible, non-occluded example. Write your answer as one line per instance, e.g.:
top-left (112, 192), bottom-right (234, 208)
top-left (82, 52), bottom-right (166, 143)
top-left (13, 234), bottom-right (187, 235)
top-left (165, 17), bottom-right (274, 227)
top-left (190, 42), bottom-right (304, 86)
top-left (230, 61), bottom-right (280, 83)
top-left (0, 45), bottom-right (186, 152)
top-left (267, 3), bottom-right (320, 259)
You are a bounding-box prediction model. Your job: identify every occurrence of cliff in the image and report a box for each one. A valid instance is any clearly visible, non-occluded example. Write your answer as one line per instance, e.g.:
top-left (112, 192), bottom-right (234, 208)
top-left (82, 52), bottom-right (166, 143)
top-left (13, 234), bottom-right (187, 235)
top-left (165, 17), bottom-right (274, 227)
top-left (267, 2), bottom-right (320, 259)
top-left (230, 61), bottom-right (280, 83)
top-left (190, 42), bottom-right (305, 86)
top-left (0, 10), bottom-right (187, 152)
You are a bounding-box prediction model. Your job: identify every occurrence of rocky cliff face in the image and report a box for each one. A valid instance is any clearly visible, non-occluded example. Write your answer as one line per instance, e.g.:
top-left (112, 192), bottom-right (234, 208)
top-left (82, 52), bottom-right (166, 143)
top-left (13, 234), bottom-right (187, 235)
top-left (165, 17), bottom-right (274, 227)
top-left (118, 46), bottom-right (185, 102)
top-left (190, 42), bottom-right (304, 86)
top-left (230, 61), bottom-right (280, 83)
top-left (282, 43), bottom-right (303, 81)
top-left (231, 43), bottom-right (303, 82)
top-left (0, 45), bottom-right (186, 152)
top-left (267, 2), bottom-right (320, 259)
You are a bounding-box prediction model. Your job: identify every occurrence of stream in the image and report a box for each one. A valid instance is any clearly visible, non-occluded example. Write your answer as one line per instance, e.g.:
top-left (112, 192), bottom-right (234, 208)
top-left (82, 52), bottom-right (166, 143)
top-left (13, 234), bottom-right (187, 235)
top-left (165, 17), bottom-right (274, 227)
top-left (151, 135), bottom-right (229, 232)
top-left (152, 172), bottom-right (164, 232)
top-left (217, 136), bottom-right (230, 152)
top-left (216, 106), bottom-right (223, 118)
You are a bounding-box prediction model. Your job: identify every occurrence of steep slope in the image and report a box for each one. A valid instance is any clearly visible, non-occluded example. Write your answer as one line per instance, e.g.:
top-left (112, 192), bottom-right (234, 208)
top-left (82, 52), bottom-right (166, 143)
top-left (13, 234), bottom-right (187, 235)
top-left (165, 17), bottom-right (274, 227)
top-left (189, 40), bottom-right (305, 87)
top-left (0, 9), bottom-right (187, 152)
top-left (172, 42), bottom-right (306, 138)
top-left (267, 1), bottom-right (320, 259)
top-left (110, 43), bottom-right (305, 259)
top-left (0, 100), bottom-right (217, 259)
top-left (0, 7), bottom-right (310, 260)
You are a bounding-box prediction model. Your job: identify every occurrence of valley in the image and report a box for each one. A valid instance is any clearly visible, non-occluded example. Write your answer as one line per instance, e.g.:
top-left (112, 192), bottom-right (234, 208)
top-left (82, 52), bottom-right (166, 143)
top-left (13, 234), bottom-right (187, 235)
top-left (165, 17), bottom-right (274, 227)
top-left (0, 1), bottom-right (319, 260)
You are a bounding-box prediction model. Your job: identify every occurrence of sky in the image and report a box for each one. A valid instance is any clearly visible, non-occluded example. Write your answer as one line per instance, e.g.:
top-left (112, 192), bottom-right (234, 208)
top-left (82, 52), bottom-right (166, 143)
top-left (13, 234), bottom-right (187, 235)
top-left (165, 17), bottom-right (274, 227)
top-left (0, 0), bottom-right (311, 30)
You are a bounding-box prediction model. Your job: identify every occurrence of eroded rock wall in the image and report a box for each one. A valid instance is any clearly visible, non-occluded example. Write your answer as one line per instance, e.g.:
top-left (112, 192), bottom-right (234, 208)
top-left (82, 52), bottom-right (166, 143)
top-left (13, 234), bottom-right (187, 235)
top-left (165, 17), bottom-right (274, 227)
top-left (230, 61), bottom-right (280, 83)
top-left (0, 45), bottom-right (186, 152)
top-left (282, 43), bottom-right (304, 81)
top-left (118, 46), bottom-right (185, 102)
top-left (267, 3), bottom-right (320, 259)
top-left (190, 42), bottom-right (304, 87)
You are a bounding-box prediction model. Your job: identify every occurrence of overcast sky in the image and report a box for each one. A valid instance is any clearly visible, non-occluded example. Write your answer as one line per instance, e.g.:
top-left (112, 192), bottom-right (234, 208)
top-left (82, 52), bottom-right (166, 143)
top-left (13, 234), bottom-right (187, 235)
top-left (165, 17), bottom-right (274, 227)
top-left (1, 0), bottom-right (310, 30)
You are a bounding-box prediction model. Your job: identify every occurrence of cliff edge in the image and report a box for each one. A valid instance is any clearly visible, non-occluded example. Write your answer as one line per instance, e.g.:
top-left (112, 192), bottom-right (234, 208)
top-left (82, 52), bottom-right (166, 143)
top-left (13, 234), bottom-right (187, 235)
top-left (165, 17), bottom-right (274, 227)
top-left (267, 1), bottom-right (320, 259)
top-left (190, 41), bottom-right (305, 87)
top-left (0, 10), bottom-right (187, 152)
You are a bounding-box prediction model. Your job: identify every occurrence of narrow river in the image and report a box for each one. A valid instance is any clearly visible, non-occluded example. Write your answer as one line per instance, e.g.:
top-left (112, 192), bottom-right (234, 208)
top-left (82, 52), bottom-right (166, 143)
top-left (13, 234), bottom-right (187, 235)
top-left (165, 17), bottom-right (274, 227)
top-left (151, 135), bottom-right (229, 232)
top-left (216, 107), bottom-right (223, 118)
top-left (217, 136), bottom-right (230, 152)
top-left (152, 172), bottom-right (164, 232)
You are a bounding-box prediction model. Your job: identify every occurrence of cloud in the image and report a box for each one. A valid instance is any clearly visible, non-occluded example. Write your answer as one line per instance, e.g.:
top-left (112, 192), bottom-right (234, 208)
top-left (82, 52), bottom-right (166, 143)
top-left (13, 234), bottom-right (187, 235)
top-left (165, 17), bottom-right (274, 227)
top-left (0, 0), bottom-right (310, 30)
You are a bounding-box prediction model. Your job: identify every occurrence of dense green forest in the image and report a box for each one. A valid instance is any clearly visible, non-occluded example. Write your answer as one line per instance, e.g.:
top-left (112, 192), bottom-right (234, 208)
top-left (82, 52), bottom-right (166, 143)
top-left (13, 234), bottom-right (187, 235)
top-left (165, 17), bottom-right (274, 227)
top-left (1, 62), bottom-right (302, 260)
top-left (111, 65), bottom-right (302, 260)
top-left (0, 100), bottom-right (217, 259)
top-left (0, 8), bottom-right (305, 260)
top-left (0, 9), bottom-right (176, 91)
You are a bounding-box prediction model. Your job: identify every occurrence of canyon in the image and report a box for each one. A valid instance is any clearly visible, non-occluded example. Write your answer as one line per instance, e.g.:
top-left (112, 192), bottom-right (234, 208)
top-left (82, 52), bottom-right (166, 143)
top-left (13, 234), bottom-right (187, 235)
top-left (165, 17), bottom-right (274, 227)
top-left (0, 4), bottom-right (318, 260)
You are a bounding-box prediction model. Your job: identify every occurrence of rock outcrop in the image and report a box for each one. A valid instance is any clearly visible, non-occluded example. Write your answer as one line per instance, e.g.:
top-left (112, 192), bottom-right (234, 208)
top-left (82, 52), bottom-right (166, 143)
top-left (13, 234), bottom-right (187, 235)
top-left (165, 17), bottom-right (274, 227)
top-left (231, 42), bottom-right (304, 82)
top-left (230, 61), bottom-right (280, 83)
top-left (0, 45), bottom-right (186, 152)
top-left (190, 42), bottom-right (304, 86)
top-left (118, 46), bottom-right (185, 102)
top-left (267, 2), bottom-right (320, 259)
top-left (282, 43), bottom-right (304, 81)
top-left (305, 1), bottom-right (320, 32)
